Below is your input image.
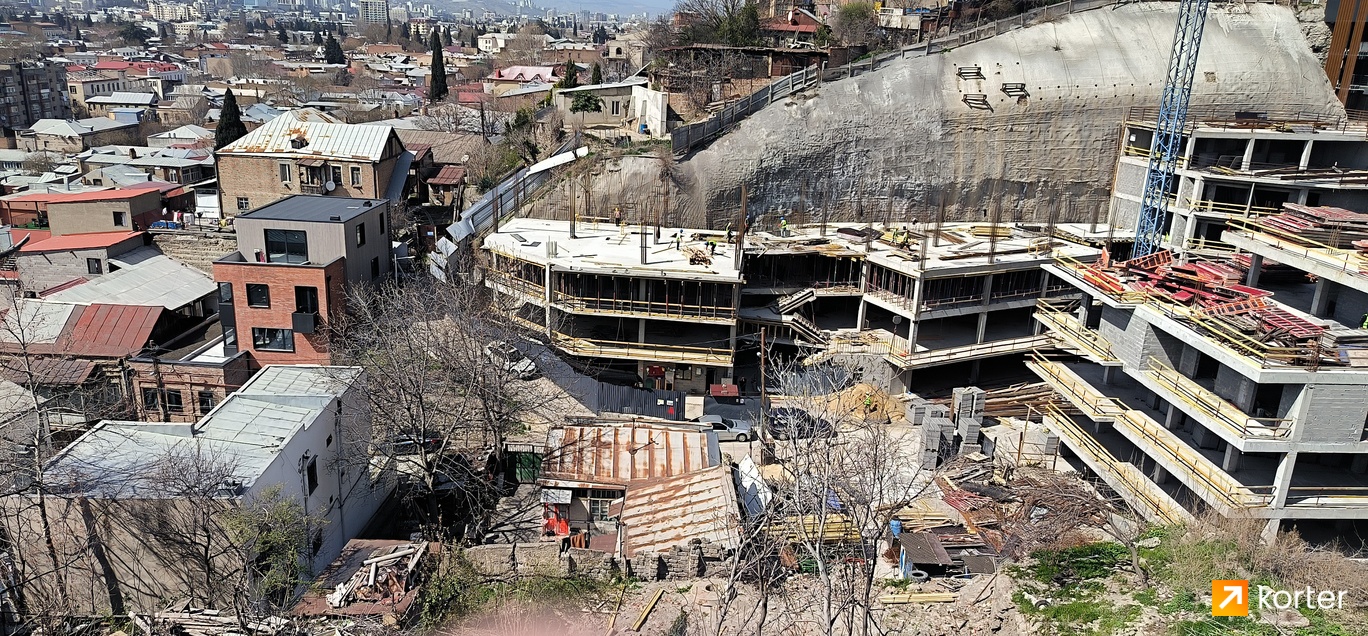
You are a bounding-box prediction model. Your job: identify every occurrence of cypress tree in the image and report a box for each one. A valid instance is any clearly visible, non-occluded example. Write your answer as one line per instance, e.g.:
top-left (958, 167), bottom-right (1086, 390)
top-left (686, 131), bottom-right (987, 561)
top-left (324, 34), bottom-right (345, 64)
top-left (215, 90), bottom-right (248, 151)
top-left (590, 62), bottom-right (602, 85)
top-left (429, 29), bottom-right (448, 103)
top-left (277, 23), bottom-right (287, 43)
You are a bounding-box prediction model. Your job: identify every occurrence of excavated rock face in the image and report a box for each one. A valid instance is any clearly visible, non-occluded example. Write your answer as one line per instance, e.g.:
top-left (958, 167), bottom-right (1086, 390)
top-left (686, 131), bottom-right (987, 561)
top-left (539, 3), bottom-right (1342, 229)
top-left (1299, 4), bottom-right (1333, 65)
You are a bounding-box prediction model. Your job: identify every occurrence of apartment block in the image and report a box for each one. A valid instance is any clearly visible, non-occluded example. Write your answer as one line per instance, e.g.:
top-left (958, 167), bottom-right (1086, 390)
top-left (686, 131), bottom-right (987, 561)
top-left (1032, 110), bottom-right (1368, 541)
top-left (213, 196), bottom-right (392, 367)
top-left (481, 218), bottom-right (1104, 393)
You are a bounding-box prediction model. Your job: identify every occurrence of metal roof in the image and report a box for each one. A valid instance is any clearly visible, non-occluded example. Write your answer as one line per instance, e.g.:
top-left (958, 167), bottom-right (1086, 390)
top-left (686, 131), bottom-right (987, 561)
top-left (43, 365), bottom-right (359, 498)
top-left (239, 365), bottom-right (360, 397)
top-left (619, 465), bottom-right (742, 556)
top-left (240, 195), bottom-right (388, 224)
top-left (20, 231), bottom-right (142, 252)
top-left (0, 357), bottom-right (95, 386)
top-left (63, 303), bottom-right (162, 357)
top-left (46, 249), bottom-right (216, 311)
top-left (26, 117), bottom-right (137, 137)
top-left (217, 108), bottom-right (395, 161)
top-left (540, 424), bottom-right (720, 488)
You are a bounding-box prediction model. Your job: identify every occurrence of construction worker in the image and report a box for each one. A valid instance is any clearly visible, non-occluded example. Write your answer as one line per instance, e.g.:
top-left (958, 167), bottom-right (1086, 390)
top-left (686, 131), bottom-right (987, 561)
top-left (1361, 312), bottom-right (1368, 330)
top-left (675, 232), bottom-right (683, 249)
top-left (864, 393), bottom-right (873, 413)
top-left (613, 209), bottom-right (622, 226)
top-left (779, 217), bottom-right (789, 237)
top-left (725, 221), bottom-right (734, 242)
top-left (708, 239), bottom-right (717, 255)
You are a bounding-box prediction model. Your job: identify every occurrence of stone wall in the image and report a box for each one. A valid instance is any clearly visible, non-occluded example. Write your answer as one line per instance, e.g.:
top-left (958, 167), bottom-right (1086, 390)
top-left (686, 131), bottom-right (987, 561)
top-left (462, 540), bottom-right (732, 582)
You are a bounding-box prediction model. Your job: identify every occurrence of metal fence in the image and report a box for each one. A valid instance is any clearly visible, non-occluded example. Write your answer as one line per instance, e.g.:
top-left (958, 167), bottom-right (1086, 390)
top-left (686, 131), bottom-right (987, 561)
top-left (447, 135), bottom-right (581, 243)
top-left (670, 64), bottom-right (821, 157)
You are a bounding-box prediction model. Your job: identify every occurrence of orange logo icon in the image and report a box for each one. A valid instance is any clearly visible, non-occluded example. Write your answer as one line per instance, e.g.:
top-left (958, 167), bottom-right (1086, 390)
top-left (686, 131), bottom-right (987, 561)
top-left (1212, 580), bottom-right (1249, 616)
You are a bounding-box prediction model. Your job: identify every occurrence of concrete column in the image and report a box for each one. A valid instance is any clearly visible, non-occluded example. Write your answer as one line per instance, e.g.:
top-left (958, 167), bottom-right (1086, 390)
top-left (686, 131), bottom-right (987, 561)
top-left (1151, 463), bottom-right (1169, 485)
top-left (1222, 445), bottom-right (1242, 473)
top-left (907, 275), bottom-right (925, 348)
top-left (1192, 425), bottom-right (1220, 450)
top-left (976, 312), bottom-right (989, 345)
top-left (1240, 138), bottom-right (1255, 171)
top-left (1260, 519), bottom-right (1281, 544)
top-left (1294, 189), bottom-right (1309, 205)
top-left (1311, 278), bottom-right (1331, 317)
top-left (638, 318), bottom-right (646, 344)
top-left (1164, 403), bottom-right (1182, 430)
top-left (1270, 451), bottom-right (1298, 509)
top-left (1245, 254), bottom-right (1263, 288)
top-left (1102, 365), bottom-right (1117, 385)
top-left (1351, 454), bottom-right (1368, 474)
top-left (544, 266), bottom-right (553, 338)
top-left (855, 261), bottom-right (869, 329)
top-left (1299, 140), bottom-right (1314, 170)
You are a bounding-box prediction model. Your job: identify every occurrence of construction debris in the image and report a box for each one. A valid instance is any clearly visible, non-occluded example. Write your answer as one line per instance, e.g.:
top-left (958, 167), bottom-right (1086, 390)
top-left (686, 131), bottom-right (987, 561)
top-left (930, 382), bottom-right (1081, 419)
top-left (878, 592), bottom-right (957, 604)
top-left (290, 540), bottom-right (435, 621)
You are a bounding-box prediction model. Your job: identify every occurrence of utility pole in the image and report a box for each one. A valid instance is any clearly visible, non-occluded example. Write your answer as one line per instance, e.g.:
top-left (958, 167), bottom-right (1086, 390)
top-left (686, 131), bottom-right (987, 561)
top-left (759, 326), bottom-right (767, 445)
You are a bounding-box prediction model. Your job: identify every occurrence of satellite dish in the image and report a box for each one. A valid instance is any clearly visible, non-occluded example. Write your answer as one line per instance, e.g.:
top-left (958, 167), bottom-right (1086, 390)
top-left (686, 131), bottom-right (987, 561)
top-left (324, 181), bottom-right (336, 192)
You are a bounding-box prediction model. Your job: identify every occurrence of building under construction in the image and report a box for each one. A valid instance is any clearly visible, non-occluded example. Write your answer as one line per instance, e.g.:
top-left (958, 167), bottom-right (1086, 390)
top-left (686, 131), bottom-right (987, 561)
top-left (481, 216), bottom-right (1107, 393)
top-left (1033, 112), bottom-right (1368, 540)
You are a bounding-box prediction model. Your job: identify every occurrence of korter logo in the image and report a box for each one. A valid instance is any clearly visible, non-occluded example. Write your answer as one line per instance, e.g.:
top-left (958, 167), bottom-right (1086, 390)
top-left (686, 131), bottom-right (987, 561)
top-left (1212, 580), bottom-right (1347, 616)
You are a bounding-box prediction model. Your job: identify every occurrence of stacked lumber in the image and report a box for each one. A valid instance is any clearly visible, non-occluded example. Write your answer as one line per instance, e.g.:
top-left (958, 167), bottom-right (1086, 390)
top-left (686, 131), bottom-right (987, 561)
top-left (932, 382), bottom-right (1080, 419)
top-left (141, 604), bottom-right (288, 636)
top-left (1258, 203), bottom-right (1368, 248)
top-left (767, 514), bottom-right (863, 543)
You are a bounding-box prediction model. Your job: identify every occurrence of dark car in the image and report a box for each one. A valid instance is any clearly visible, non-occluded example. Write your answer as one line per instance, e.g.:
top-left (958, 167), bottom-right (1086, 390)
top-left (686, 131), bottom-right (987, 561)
top-left (382, 433), bottom-right (443, 456)
top-left (766, 407), bottom-right (837, 440)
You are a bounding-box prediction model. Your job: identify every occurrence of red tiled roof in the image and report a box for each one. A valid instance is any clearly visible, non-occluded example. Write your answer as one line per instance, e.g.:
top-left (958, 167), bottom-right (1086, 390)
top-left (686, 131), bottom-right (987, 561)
top-left (426, 165), bottom-right (466, 185)
top-left (21, 231), bottom-right (142, 253)
top-left (62, 304), bottom-right (162, 357)
top-left (10, 188), bottom-right (160, 204)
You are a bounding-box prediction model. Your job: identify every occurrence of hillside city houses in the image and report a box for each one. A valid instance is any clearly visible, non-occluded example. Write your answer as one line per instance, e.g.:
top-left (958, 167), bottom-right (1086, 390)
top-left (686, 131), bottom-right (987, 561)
top-left (0, 0), bottom-right (1367, 634)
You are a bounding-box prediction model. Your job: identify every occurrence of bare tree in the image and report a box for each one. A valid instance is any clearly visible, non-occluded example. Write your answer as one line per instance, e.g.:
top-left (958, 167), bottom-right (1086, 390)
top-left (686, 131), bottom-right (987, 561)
top-left (330, 278), bottom-right (564, 542)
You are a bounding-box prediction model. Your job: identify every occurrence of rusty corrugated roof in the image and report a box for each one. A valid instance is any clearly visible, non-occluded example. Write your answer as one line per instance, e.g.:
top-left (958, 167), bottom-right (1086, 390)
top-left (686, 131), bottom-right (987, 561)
top-left (61, 304), bottom-right (161, 357)
top-left (619, 465), bottom-right (741, 557)
top-left (540, 424), bottom-right (718, 488)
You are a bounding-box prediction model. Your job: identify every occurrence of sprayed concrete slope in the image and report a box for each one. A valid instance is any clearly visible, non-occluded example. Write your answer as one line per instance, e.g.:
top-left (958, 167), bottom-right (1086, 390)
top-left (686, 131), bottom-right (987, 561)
top-left (544, 3), bottom-right (1340, 229)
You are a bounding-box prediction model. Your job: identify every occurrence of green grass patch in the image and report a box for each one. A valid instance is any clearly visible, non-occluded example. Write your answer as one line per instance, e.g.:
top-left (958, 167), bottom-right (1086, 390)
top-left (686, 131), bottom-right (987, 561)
top-left (1025, 541), bottom-right (1129, 584)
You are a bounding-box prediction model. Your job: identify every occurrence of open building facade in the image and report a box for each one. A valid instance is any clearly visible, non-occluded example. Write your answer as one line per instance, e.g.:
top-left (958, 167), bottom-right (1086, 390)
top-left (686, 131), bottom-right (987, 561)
top-left (1033, 109), bottom-right (1368, 540)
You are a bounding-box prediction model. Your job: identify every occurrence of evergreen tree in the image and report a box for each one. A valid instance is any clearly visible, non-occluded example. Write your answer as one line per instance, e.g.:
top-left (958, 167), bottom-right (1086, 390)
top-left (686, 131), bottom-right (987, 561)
top-left (443, 26), bottom-right (452, 46)
top-left (558, 62), bottom-right (578, 89)
top-left (215, 89), bottom-right (248, 150)
top-left (73, 26), bottom-right (81, 41)
top-left (324, 34), bottom-right (346, 64)
top-left (313, 29), bottom-right (322, 45)
top-left (338, 23), bottom-right (345, 36)
top-left (400, 22), bottom-right (410, 40)
top-left (590, 61), bottom-right (602, 85)
top-left (277, 23), bottom-right (287, 43)
top-left (428, 29), bottom-right (447, 103)
top-left (84, 14), bottom-right (92, 26)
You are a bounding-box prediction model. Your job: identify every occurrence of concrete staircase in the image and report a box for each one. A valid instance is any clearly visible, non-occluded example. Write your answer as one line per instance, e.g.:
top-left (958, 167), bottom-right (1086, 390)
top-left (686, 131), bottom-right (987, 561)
top-left (153, 232), bottom-right (238, 275)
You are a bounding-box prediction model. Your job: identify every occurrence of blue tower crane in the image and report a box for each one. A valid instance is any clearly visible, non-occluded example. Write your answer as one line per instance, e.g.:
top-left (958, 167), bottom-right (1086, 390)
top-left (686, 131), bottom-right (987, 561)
top-left (1133, 0), bottom-right (1213, 257)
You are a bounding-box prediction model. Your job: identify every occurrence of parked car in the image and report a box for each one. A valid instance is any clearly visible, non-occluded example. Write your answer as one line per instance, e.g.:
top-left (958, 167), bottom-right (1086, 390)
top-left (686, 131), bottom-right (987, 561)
top-left (766, 407), bottom-right (837, 440)
top-left (484, 340), bottom-right (537, 380)
top-left (381, 433), bottom-right (443, 456)
top-left (696, 414), bottom-right (754, 442)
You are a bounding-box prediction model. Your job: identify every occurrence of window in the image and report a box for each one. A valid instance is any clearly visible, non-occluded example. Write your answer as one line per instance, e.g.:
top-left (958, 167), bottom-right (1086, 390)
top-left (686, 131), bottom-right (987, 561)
top-left (86, 258), bottom-right (101, 275)
top-left (371, 256), bottom-right (380, 280)
top-left (349, 166), bottom-right (361, 186)
top-left (330, 165), bottom-right (342, 185)
top-left (164, 390), bottom-right (184, 413)
top-left (379, 211), bottom-right (387, 235)
top-left (197, 390), bottom-right (216, 414)
top-left (252, 327), bottom-right (294, 351)
top-left (295, 286), bottom-right (319, 314)
top-left (112, 211), bottom-right (126, 227)
top-left (141, 387), bottom-right (159, 410)
top-left (223, 327), bottom-right (236, 347)
top-left (588, 498), bottom-right (612, 521)
top-left (246, 283), bottom-right (270, 308)
top-left (236, 197), bottom-right (250, 211)
top-left (265, 229), bottom-right (308, 264)
top-left (611, 100), bottom-right (620, 116)
top-left (356, 223), bottom-right (366, 246)
top-left (217, 282), bottom-right (232, 303)
top-left (305, 456), bottom-right (318, 495)
top-left (279, 162), bottom-right (291, 183)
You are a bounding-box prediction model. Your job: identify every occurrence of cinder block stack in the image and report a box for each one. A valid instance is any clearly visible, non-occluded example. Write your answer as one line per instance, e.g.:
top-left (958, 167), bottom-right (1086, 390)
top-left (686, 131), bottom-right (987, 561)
top-left (953, 387), bottom-right (986, 446)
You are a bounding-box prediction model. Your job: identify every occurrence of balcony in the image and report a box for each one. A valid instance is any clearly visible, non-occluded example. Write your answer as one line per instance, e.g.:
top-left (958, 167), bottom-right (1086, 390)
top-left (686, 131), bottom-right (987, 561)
top-left (885, 333), bottom-right (1053, 370)
top-left (551, 333), bottom-right (732, 366)
top-left (1026, 353), bottom-right (1127, 422)
top-left (1111, 409), bottom-right (1274, 513)
top-left (1141, 359), bottom-right (1292, 442)
top-left (552, 294), bottom-right (736, 323)
top-left (300, 184), bottom-right (326, 195)
top-left (1033, 300), bottom-right (1120, 365)
top-left (292, 312), bottom-right (318, 334)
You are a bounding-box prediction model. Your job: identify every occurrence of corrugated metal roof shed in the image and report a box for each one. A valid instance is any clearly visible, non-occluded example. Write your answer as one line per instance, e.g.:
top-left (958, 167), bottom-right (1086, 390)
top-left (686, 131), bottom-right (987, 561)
top-left (619, 465), bottom-right (741, 557)
top-left (62, 304), bottom-right (161, 357)
top-left (46, 250), bottom-right (216, 310)
top-left (540, 424), bottom-right (719, 488)
top-left (0, 357), bottom-right (96, 386)
top-left (218, 108), bottom-right (395, 161)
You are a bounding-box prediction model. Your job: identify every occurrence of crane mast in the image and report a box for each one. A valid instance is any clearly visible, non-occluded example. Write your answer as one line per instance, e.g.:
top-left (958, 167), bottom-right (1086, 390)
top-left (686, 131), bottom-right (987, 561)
top-left (1134, 0), bottom-right (1212, 257)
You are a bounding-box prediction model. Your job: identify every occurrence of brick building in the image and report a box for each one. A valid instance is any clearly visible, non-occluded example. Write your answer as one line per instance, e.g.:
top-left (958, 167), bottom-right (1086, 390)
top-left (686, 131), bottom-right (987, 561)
top-left (213, 196), bottom-right (393, 366)
top-left (215, 108), bottom-right (411, 216)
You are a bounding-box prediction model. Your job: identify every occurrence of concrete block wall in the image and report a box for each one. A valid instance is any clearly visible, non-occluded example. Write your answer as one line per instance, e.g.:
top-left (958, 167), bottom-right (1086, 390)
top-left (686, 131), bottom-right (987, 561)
top-left (1328, 284), bottom-right (1368, 329)
top-left (462, 540), bottom-right (733, 583)
top-left (1214, 365), bottom-right (1255, 413)
top-left (1098, 306), bottom-right (1135, 363)
top-left (1298, 384), bottom-right (1368, 443)
top-left (1114, 161), bottom-right (1146, 198)
top-left (1101, 308), bottom-right (1181, 371)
